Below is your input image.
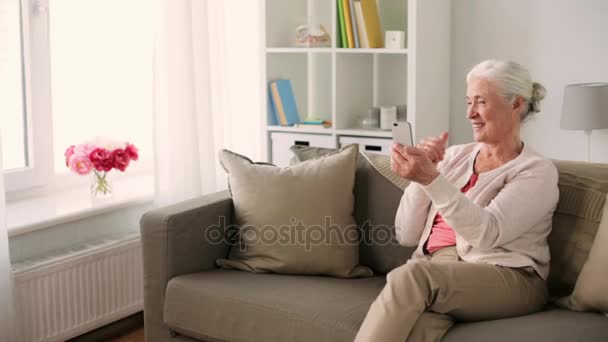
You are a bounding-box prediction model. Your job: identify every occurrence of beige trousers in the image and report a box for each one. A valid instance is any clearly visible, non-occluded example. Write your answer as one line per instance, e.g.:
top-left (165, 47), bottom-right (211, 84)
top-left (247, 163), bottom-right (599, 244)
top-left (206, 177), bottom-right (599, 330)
top-left (354, 247), bottom-right (548, 342)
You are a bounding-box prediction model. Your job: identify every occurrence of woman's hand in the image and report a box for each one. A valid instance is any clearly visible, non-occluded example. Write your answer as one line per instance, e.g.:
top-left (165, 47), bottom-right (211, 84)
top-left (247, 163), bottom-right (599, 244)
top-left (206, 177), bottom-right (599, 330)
top-left (391, 143), bottom-right (440, 185)
top-left (416, 132), bottom-right (449, 165)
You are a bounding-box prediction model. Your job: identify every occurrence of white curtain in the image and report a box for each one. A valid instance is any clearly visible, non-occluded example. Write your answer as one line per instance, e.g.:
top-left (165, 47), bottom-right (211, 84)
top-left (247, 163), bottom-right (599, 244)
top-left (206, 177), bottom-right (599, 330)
top-left (153, 0), bottom-right (263, 206)
top-left (153, 0), bottom-right (263, 207)
top-left (0, 137), bottom-right (15, 342)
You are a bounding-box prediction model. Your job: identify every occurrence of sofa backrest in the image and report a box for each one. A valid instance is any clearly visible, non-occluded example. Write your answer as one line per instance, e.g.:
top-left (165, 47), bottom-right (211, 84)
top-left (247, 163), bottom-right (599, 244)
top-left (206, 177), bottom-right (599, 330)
top-left (289, 146), bottom-right (608, 286)
top-left (289, 146), bottom-right (414, 273)
top-left (547, 160), bottom-right (608, 298)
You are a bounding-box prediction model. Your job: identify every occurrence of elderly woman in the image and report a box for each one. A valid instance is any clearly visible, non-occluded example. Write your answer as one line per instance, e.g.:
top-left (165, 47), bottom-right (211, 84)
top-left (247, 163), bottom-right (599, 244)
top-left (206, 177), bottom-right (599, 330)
top-left (354, 60), bottom-right (559, 342)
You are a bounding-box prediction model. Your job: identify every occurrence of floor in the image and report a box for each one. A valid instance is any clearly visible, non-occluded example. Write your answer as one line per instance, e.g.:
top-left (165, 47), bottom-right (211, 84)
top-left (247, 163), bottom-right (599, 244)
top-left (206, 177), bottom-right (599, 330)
top-left (68, 312), bottom-right (144, 342)
top-left (111, 328), bottom-right (144, 342)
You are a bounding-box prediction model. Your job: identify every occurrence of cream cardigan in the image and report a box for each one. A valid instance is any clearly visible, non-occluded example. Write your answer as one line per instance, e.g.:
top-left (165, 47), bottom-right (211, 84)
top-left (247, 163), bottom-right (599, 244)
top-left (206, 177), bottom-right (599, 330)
top-left (395, 142), bottom-right (559, 279)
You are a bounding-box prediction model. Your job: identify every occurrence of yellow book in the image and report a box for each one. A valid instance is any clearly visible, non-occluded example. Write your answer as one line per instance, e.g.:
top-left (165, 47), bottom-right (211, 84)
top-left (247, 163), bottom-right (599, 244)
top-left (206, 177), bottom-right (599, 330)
top-left (360, 0), bottom-right (383, 48)
top-left (270, 82), bottom-right (288, 125)
top-left (342, 0), bottom-right (355, 48)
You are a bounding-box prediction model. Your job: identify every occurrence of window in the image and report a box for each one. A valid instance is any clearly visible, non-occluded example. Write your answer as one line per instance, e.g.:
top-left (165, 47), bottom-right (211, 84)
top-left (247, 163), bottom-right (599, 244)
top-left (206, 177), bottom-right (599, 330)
top-left (3, 0), bottom-right (153, 194)
top-left (49, 0), bottom-right (153, 174)
top-left (0, 0), bottom-right (27, 171)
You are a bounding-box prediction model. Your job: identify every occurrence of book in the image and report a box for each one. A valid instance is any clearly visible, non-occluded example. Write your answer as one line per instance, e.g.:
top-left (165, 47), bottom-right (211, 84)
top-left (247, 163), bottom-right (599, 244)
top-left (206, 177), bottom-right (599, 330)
top-left (342, 0), bottom-right (354, 48)
top-left (360, 0), bottom-right (383, 48)
top-left (267, 88), bottom-right (278, 126)
top-left (270, 80), bottom-right (300, 126)
top-left (354, 0), bottom-right (369, 48)
top-left (270, 82), bottom-right (288, 125)
top-left (349, 0), bottom-right (360, 48)
top-left (337, 0), bottom-right (347, 48)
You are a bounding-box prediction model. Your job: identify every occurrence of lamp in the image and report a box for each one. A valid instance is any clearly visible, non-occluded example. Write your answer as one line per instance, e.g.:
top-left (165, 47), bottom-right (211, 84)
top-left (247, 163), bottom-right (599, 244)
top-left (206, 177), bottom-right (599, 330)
top-left (560, 83), bottom-right (608, 162)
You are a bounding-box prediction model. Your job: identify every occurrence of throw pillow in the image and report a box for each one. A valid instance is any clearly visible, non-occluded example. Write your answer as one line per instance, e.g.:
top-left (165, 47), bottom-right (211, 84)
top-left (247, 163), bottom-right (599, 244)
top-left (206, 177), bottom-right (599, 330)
top-left (216, 144), bottom-right (373, 278)
top-left (557, 196), bottom-right (608, 313)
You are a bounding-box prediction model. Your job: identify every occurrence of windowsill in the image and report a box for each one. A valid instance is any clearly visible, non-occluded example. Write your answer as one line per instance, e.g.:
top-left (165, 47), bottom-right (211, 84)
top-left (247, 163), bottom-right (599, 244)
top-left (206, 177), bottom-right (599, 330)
top-left (6, 174), bottom-right (155, 237)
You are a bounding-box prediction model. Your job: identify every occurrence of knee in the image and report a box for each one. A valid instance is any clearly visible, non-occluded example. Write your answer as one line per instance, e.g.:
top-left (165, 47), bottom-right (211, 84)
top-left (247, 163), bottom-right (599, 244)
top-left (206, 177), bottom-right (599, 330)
top-left (386, 261), bottom-right (434, 285)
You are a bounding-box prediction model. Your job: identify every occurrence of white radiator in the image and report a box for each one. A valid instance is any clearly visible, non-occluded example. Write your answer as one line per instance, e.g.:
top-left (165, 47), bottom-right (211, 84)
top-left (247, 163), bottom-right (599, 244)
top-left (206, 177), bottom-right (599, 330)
top-left (12, 233), bottom-right (143, 342)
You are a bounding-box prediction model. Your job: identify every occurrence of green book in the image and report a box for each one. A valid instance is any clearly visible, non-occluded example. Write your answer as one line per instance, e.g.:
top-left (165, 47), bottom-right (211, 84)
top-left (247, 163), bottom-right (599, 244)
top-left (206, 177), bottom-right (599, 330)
top-left (337, 0), bottom-right (347, 48)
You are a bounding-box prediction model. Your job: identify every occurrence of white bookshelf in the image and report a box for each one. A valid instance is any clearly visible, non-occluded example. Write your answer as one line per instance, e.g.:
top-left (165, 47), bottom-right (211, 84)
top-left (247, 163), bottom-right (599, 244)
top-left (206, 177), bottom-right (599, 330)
top-left (261, 0), bottom-right (451, 165)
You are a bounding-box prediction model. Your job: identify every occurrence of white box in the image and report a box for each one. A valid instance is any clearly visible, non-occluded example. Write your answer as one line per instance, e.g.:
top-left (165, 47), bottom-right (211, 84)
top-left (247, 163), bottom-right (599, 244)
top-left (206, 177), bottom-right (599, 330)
top-left (339, 136), bottom-right (392, 155)
top-left (385, 30), bottom-right (406, 49)
top-left (270, 132), bottom-right (336, 167)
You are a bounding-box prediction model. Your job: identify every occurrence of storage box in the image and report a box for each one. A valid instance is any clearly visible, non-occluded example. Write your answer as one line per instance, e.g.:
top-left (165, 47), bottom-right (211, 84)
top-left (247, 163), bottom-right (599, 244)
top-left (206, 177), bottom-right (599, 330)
top-left (339, 136), bottom-right (392, 155)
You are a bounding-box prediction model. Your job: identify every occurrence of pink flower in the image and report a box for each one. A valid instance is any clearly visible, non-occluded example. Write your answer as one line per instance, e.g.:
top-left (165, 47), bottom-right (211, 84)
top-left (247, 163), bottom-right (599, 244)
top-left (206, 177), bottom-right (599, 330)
top-left (112, 149), bottom-right (131, 172)
top-left (125, 143), bottom-right (139, 161)
top-left (68, 153), bottom-right (94, 175)
top-left (74, 143), bottom-right (96, 156)
top-left (89, 148), bottom-right (114, 171)
top-left (64, 145), bottom-right (75, 167)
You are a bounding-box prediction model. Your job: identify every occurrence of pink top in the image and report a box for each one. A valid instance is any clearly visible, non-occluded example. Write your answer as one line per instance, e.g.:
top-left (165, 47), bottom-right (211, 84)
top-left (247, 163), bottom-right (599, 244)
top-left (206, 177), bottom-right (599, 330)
top-left (426, 172), bottom-right (479, 254)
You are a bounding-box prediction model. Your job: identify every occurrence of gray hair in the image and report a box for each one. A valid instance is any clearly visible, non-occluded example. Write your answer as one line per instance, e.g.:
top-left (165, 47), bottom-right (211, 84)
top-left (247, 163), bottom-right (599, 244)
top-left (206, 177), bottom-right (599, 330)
top-left (466, 59), bottom-right (546, 122)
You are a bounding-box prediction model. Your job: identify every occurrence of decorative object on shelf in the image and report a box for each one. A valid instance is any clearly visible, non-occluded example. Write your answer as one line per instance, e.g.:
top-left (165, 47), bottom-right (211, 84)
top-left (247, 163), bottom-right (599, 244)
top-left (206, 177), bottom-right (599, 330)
top-left (560, 83), bottom-right (608, 162)
top-left (295, 23), bottom-right (331, 48)
top-left (385, 30), bottom-right (406, 49)
top-left (380, 105), bottom-right (398, 130)
top-left (360, 107), bottom-right (380, 129)
top-left (64, 138), bottom-right (139, 200)
top-left (268, 79), bottom-right (300, 126)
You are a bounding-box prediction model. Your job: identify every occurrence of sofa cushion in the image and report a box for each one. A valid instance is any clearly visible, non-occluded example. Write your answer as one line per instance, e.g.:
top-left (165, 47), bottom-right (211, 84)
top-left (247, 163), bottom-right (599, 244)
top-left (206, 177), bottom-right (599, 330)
top-left (216, 145), bottom-right (372, 278)
top-left (164, 269), bottom-right (386, 342)
top-left (558, 195), bottom-right (608, 313)
top-left (547, 160), bottom-right (608, 299)
top-left (443, 308), bottom-right (608, 342)
top-left (290, 145), bottom-right (415, 274)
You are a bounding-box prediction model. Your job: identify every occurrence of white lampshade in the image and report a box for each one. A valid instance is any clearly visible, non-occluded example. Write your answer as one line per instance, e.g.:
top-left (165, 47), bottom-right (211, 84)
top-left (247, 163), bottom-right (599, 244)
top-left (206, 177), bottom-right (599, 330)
top-left (561, 83), bottom-right (608, 130)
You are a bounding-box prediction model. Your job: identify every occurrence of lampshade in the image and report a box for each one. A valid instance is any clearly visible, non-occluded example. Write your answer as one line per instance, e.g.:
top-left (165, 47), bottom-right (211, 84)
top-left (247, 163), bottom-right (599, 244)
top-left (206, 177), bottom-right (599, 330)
top-left (560, 83), bottom-right (608, 130)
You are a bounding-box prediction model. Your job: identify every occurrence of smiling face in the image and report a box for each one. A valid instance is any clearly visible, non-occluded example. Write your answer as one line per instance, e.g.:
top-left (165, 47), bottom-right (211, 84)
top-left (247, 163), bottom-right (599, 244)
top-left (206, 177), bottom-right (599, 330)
top-left (466, 76), bottom-right (524, 144)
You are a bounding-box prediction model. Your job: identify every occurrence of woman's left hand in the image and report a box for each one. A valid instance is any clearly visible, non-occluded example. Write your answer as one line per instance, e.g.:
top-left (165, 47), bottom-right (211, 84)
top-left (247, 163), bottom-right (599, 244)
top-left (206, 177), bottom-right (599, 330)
top-left (391, 143), bottom-right (440, 185)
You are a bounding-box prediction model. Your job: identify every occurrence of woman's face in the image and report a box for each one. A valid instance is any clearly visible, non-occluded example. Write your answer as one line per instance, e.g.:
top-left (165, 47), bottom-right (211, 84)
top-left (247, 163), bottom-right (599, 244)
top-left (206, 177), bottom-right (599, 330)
top-left (466, 77), bottom-right (523, 144)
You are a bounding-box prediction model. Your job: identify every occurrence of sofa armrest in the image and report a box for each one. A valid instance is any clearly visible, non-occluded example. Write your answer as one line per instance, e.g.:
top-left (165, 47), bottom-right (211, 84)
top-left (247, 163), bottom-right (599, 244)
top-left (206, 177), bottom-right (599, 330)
top-left (140, 190), bottom-right (233, 342)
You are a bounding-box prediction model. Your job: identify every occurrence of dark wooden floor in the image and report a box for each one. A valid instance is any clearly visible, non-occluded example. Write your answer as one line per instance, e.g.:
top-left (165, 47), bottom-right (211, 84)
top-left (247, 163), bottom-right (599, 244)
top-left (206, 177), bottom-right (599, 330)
top-left (68, 312), bottom-right (144, 342)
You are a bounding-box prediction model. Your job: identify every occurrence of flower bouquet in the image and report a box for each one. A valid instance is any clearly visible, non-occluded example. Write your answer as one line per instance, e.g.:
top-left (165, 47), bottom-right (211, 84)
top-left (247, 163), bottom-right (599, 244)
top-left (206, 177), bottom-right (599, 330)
top-left (65, 138), bottom-right (139, 198)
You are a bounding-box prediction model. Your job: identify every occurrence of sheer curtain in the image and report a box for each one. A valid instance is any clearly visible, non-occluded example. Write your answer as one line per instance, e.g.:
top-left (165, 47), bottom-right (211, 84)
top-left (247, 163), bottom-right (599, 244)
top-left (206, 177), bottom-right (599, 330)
top-left (1, 0), bottom-right (16, 338)
top-left (153, 0), bottom-right (263, 206)
top-left (0, 137), bottom-right (15, 342)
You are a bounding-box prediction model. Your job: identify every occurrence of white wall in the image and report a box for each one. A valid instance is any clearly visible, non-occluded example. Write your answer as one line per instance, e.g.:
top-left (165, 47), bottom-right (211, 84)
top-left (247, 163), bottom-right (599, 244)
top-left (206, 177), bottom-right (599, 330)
top-left (450, 0), bottom-right (608, 162)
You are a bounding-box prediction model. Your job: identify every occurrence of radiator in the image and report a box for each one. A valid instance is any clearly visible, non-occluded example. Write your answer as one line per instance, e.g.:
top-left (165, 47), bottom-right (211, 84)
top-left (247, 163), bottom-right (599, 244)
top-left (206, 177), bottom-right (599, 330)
top-left (12, 233), bottom-right (143, 342)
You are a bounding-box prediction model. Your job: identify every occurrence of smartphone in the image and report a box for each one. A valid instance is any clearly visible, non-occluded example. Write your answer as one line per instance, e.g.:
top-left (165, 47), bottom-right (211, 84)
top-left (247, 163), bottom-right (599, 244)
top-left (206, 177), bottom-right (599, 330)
top-left (392, 121), bottom-right (413, 146)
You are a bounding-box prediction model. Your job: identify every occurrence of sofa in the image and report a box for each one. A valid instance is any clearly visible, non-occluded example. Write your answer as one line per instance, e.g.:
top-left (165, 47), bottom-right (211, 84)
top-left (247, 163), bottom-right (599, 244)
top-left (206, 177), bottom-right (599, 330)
top-left (141, 149), bottom-right (608, 342)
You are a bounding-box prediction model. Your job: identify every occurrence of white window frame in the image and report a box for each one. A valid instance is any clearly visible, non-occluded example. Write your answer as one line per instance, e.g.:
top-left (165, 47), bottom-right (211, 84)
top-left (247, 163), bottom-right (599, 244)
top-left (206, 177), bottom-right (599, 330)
top-left (4, 0), bottom-right (54, 193)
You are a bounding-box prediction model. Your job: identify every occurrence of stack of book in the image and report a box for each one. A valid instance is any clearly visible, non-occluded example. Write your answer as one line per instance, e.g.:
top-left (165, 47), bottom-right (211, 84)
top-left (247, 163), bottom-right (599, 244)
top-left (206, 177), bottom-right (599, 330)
top-left (268, 79), bottom-right (332, 129)
top-left (268, 79), bottom-right (300, 126)
top-left (337, 0), bottom-right (383, 48)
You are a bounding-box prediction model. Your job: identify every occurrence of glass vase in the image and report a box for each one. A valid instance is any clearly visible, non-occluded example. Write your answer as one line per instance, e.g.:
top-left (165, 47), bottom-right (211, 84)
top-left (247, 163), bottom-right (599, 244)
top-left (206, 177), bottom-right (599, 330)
top-left (91, 170), bottom-right (112, 199)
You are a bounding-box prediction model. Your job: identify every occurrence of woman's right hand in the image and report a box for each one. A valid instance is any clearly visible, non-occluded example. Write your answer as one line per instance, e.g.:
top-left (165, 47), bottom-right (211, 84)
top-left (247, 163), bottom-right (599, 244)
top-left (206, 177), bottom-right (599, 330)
top-left (416, 132), bottom-right (449, 165)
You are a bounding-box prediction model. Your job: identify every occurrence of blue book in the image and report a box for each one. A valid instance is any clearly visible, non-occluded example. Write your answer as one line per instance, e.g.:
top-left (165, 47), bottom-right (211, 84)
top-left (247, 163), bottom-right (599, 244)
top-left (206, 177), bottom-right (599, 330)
top-left (349, 0), bottom-right (360, 48)
top-left (274, 79), bottom-right (300, 125)
top-left (267, 85), bottom-right (278, 126)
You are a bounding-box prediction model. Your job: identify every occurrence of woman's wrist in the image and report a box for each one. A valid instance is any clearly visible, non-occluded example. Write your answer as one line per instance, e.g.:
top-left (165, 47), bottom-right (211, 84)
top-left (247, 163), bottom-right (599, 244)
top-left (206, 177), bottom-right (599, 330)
top-left (419, 169), bottom-right (440, 186)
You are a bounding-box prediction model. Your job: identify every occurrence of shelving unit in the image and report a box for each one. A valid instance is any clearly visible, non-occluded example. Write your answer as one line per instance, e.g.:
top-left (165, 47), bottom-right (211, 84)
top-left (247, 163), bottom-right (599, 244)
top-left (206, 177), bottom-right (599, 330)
top-left (261, 0), bottom-right (451, 166)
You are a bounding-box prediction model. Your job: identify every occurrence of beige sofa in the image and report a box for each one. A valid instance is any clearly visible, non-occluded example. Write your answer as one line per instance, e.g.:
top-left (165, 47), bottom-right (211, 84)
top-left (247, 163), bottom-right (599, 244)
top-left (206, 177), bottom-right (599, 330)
top-left (141, 150), bottom-right (608, 342)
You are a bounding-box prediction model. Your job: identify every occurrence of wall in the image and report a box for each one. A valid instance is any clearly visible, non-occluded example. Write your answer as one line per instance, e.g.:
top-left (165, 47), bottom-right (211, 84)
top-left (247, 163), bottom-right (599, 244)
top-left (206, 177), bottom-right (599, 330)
top-left (450, 0), bottom-right (608, 162)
